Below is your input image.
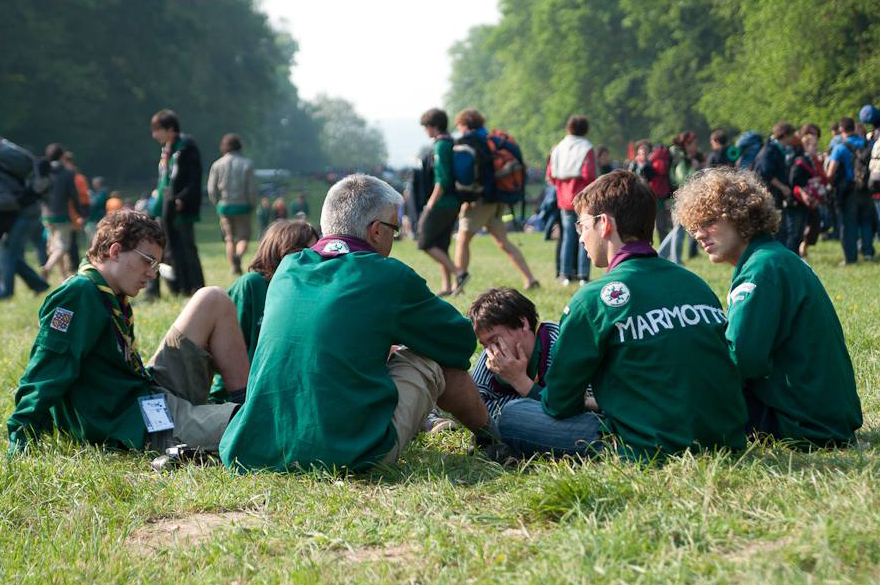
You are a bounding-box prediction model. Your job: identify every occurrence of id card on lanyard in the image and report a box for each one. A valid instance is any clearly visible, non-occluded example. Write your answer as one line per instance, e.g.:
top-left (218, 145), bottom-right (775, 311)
top-left (138, 393), bottom-right (175, 433)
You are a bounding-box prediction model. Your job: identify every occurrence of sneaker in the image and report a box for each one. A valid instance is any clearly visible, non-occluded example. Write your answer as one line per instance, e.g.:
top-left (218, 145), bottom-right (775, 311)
top-left (452, 271), bottom-right (470, 295)
top-left (150, 444), bottom-right (218, 472)
top-left (525, 280), bottom-right (541, 290)
top-left (557, 277), bottom-right (571, 286)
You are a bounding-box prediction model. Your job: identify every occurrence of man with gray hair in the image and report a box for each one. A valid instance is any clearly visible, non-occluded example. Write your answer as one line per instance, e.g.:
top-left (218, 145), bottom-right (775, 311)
top-left (220, 174), bottom-right (496, 472)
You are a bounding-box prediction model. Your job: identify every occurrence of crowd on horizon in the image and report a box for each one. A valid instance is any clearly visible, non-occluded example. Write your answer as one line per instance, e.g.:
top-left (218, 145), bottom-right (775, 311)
top-left (0, 101), bottom-right (871, 479)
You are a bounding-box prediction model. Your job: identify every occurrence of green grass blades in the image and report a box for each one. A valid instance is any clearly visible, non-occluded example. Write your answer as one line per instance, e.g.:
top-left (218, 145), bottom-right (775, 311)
top-left (1, 218), bottom-right (879, 583)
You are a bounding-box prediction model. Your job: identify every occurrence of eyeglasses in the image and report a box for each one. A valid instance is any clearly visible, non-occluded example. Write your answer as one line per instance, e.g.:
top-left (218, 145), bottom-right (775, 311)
top-left (575, 213), bottom-right (605, 235)
top-left (376, 220), bottom-right (400, 236)
top-left (132, 248), bottom-right (161, 271)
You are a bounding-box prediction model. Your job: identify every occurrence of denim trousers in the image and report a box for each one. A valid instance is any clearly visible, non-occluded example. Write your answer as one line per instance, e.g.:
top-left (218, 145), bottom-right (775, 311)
top-left (496, 398), bottom-right (603, 458)
top-left (0, 205), bottom-right (49, 298)
top-left (658, 224), bottom-right (686, 264)
top-left (559, 209), bottom-right (591, 279)
top-left (837, 187), bottom-right (875, 262)
top-left (781, 206), bottom-right (808, 254)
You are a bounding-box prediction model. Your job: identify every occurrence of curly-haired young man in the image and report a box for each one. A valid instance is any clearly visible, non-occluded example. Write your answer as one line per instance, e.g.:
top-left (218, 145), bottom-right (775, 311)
top-left (675, 167), bottom-right (862, 446)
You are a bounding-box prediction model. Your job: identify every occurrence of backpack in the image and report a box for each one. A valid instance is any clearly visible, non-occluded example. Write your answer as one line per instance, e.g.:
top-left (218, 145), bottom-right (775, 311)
top-left (735, 131), bottom-right (764, 169)
top-left (846, 141), bottom-right (873, 195)
top-left (870, 139), bottom-right (880, 193)
top-left (453, 133), bottom-right (494, 203)
top-left (791, 157), bottom-right (826, 209)
top-left (0, 140), bottom-right (50, 213)
top-left (648, 146), bottom-right (672, 199)
top-left (487, 130), bottom-right (526, 204)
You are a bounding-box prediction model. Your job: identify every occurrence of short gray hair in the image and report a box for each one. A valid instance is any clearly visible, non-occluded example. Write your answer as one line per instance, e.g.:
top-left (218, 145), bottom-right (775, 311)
top-left (320, 174), bottom-right (404, 239)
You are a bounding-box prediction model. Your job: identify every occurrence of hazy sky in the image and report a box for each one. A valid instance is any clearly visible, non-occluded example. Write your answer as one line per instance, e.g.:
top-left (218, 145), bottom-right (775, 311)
top-left (259, 0), bottom-right (500, 166)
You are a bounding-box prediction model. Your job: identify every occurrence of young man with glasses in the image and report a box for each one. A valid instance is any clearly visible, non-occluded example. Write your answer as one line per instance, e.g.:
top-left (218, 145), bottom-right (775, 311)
top-left (495, 170), bottom-right (747, 461)
top-left (674, 167), bottom-right (862, 447)
top-left (7, 210), bottom-right (251, 456)
top-left (221, 174), bottom-right (499, 472)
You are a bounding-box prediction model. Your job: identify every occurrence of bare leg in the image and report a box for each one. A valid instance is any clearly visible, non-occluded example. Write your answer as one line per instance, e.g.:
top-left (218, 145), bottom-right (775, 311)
top-left (426, 246), bottom-right (458, 292)
top-left (234, 238), bottom-right (249, 261)
top-left (486, 223), bottom-right (536, 285)
top-left (454, 230), bottom-right (474, 273)
top-left (169, 286), bottom-right (249, 390)
top-left (436, 368), bottom-right (488, 432)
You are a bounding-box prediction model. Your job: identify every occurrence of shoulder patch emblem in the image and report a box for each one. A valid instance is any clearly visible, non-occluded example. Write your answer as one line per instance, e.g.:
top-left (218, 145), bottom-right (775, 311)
top-left (50, 308), bottom-right (74, 332)
top-left (322, 239), bottom-right (350, 255)
top-left (727, 282), bottom-right (757, 306)
top-left (600, 282), bottom-right (630, 307)
top-left (563, 305), bottom-right (570, 315)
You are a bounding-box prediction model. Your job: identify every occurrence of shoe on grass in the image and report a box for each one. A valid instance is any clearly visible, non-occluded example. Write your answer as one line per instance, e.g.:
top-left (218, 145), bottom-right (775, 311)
top-left (452, 271), bottom-right (470, 295)
top-left (150, 444), bottom-right (218, 472)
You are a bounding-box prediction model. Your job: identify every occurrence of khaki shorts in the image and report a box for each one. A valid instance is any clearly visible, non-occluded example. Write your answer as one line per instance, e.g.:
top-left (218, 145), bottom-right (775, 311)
top-left (381, 349), bottom-right (446, 463)
top-left (219, 213), bottom-right (252, 243)
top-left (458, 202), bottom-right (506, 235)
top-left (47, 223), bottom-right (73, 256)
top-left (146, 326), bottom-right (237, 452)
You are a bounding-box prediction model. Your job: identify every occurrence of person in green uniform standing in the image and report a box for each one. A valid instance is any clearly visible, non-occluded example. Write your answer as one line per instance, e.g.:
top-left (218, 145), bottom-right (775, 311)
top-left (675, 167), bottom-right (862, 447)
top-left (7, 210), bottom-right (251, 456)
top-left (209, 218), bottom-right (319, 403)
top-left (220, 174), bottom-right (498, 472)
top-left (495, 170), bottom-right (747, 461)
top-left (418, 108), bottom-right (468, 296)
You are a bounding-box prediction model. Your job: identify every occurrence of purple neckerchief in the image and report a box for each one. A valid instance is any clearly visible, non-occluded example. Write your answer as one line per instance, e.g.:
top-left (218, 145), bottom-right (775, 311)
top-left (607, 241), bottom-right (658, 271)
top-left (311, 235), bottom-right (377, 258)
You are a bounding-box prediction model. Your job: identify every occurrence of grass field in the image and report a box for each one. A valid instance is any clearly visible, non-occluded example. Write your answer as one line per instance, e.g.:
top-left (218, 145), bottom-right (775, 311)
top-left (1, 208), bottom-right (879, 584)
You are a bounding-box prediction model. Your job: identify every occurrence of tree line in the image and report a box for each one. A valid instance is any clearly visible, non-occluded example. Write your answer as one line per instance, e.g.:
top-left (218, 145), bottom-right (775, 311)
top-left (0, 0), bottom-right (387, 186)
top-left (446, 0), bottom-right (880, 164)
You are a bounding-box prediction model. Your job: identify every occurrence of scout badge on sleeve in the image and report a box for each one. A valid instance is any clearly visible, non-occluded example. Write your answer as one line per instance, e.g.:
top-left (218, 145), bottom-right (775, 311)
top-left (50, 308), bottom-right (74, 332)
top-left (600, 282), bottom-right (631, 307)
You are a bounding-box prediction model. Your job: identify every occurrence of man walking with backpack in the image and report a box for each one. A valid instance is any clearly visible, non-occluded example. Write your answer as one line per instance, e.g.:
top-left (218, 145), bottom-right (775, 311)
top-left (827, 116), bottom-right (874, 264)
top-left (452, 108), bottom-right (539, 293)
top-left (418, 108), bottom-right (468, 296)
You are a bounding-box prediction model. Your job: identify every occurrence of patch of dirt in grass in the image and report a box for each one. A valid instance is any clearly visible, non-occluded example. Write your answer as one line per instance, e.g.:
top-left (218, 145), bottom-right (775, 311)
top-left (722, 535), bottom-right (797, 562)
top-left (342, 543), bottom-right (415, 564)
top-left (128, 511), bottom-right (260, 553)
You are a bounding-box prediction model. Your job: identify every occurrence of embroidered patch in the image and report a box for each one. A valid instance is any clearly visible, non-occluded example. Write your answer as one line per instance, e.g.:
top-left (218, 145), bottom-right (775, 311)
top-left (50, 308), bottom-right (74, 332)
top-left (322, 239), bottom-right (350, 254)
top-left (563, 305), bottom-right (570, 315)
top-left (600, 282), bottom-right (630, 307)
top-left (727, 282), bottom-right (756, 306)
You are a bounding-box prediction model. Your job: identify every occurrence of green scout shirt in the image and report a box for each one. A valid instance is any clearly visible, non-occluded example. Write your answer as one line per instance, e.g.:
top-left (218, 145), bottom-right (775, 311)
top-left (726, 235), bottom-right (862, 445)
top-left (6, 275), bottom-right (159, 452)
top-left (209, 272), bottom-right (269, 402)
top-left (433, 137), bottom-right (459, 209)
top-left (542, 256), bottom-right (747, 460)
top-left (220, 248), bottom-right (476, 472)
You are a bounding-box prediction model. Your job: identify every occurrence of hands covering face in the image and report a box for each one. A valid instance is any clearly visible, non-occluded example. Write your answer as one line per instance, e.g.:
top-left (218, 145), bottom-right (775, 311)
top-left (485, 336), bottom-right (532, 396)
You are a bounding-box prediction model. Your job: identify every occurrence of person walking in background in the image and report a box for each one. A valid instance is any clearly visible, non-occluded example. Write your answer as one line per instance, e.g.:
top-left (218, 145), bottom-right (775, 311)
top-left (648, 143), bottom-right (674, 243)
top-left (271, 197), bottom-right (288, 222)
top-left (146, 109), bottom-right (205, 297)
top-left (417, 108), bottom-right (467, 296)
top-left (289, 192), bottom-right (309, 218)
top-left (627, 140), bottom-right (654, 182)
top-left (753, 121), bottom-right (796, 245)
top-left (658, 131), bottom-right (703, 263)
top-left (257, 197), bottom-right (272, 236)
top-left (793, 124), bottom-right (828, 258)
top-left (41, 143), bottom-right (80, 280)
top-left (597, 146), bottom-right (614, 175)
top-left (453, 108), bottom-right (539, 292)
top-left (61, 151), bottom-right (88, 268)
top-left (547, 115), bottom-right (596, 286)
top-left (85, 176), bottom-right (109, 244)
top-left (826, 116), bottom-right (873, 264)
top-left (706, 130), bottom-right (736, 168)
top-left (207, 133), bottom-right (257, 275)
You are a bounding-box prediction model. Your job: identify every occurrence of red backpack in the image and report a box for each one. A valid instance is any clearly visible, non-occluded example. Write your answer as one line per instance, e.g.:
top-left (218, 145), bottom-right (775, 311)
top-left (487, 130), bottom-right (526, 203)
top-left (648, 146), bottom-right (672, 199)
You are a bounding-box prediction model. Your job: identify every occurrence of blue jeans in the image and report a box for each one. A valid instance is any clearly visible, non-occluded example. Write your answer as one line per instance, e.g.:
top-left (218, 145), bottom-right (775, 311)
top-left (781, 206), bottom-right (808, 254)
top-left (497, 398), bottom-right (603, 458)
top-left (658, 224), bottom-right (685, 264)
top-left (0, 205), bottom-right (49, 298)
top-left (837, 186), bottom-right (875, 262)
top-left (559, 209), bottom-right (590, 279)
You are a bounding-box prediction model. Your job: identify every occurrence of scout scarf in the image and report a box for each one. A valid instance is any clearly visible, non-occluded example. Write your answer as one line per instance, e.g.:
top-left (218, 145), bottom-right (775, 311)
top-left (77, 262), bottom-right (151, 379)
top-left (311, 235), bottom-right (377, 258)
top-left (487, 323), bottom-right (553, 396)
top-left (608, 241), bottom-right (658, 271)
top-left (150, 137), bottom-right (181, 218)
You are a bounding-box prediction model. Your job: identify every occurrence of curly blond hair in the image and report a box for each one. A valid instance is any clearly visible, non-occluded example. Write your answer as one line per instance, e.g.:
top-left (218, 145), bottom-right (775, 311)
top-left (673, 167), bottom-right (780, 240)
